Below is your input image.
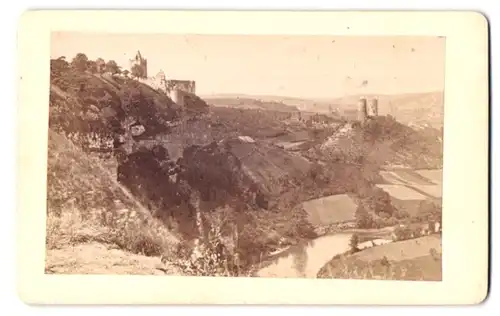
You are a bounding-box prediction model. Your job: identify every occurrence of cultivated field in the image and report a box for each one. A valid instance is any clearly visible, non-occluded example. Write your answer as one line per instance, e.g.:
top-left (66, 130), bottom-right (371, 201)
top-left (317, 234), bottom-right (442, 280)
top-left (302, 194), bottom-right (358, 226)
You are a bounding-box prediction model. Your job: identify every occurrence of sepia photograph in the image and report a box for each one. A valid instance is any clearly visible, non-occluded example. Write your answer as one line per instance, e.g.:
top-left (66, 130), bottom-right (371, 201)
top-left (16, 10), bottom-right (488, 305)
top-left (46, 33), bottom-right (445, 280)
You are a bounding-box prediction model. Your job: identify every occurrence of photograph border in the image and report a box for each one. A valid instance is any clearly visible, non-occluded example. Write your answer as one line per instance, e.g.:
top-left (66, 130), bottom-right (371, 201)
top-left (16, 10), bottom-right (489, 305)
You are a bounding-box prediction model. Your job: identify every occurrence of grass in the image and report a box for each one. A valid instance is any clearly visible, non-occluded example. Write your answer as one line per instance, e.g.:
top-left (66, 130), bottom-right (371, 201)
top-left (302, 194), bottom-right (358, 226)
top-left (317, 234), bottom-right (442, 280)
top-left (318, 254), bottom-right (442, 281)
top-left (414, 169), bottom-right (443, 184)
top-left (351, 234), bottom-right (441, 261)
top-left (46, 129), bottom-right (180, 259)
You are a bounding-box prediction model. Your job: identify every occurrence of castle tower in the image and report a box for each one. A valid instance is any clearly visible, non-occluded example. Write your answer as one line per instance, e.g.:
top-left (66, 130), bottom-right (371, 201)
top-left (368, 97), bottom-right (379, 117)
top-left (357, 97), bottom-right (368, 122)
top-left (129, 50), bottom-right (148, 78)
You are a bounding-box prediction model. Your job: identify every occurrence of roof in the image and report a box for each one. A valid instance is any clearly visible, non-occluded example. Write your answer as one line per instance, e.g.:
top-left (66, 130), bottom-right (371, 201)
top-left (376, 184), bottom-right (428, 201)
top-left (302, 194), bottom-right (358, 226)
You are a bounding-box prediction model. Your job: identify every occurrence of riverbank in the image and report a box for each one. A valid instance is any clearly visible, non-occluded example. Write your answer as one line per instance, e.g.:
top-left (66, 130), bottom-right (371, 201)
top-left (252, 226), bottom-right (396, 278)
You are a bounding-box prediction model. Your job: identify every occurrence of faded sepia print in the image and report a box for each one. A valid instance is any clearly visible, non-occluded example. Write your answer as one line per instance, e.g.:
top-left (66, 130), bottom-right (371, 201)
top-left (46, 33), bottom-right (444, 280)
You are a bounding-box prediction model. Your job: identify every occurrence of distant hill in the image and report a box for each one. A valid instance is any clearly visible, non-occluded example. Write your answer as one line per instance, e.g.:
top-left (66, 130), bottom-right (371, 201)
top-left (203, 95), bottom-right (300, 112)
top-left (202, 93), bottom-right (327, 113)
top-left (310, 116), bottom-right (443, 170)
top-left (203, 91), bottom-right (444, 129)
top-left (328, 91), bottom-right (444, 129)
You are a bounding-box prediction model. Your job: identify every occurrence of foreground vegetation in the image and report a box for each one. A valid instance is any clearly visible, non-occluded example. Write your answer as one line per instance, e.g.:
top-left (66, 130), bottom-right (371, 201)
top-left (317, 234), bottom-right (442, 280)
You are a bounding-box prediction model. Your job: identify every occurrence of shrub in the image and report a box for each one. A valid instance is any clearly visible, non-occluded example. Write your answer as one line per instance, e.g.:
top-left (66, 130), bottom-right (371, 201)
top-left (355, 205), bottom-right (375, 229)
top-left (380, 256), bottom-right (390, 267)
top-left (393, 226), bottom-right (413, 241)
top-left (349, 233), bottom-right (360, 252)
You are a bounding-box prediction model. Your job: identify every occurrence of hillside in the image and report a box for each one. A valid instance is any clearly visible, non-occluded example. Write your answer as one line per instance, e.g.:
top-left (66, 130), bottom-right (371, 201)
top-left (47, 55), bottom-right (444, 277)
top-left (309, 115), bottom-right (443, 170)
top-left (317, 235), bottom-right (442, 280)
top-left (203, 95), bottom-right (300, 112)
top-left (45, 129), bottom-right (182, 274)
top-left (327, 91), bottom-right (444, 129)
top-left (49, 61), bottom-right (209, 147)
top-left (203, 91), bottom-right (444, 130)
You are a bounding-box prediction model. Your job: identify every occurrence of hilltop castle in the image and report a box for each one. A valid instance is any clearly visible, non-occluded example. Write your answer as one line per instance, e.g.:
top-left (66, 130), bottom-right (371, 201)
top-left (357, 97), bottom-right (379, 122)
top-left (128, 51), bottom-right (196, 107)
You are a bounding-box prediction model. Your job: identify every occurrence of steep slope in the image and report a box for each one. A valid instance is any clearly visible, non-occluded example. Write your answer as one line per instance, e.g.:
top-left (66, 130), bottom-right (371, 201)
top-left (49, 66), bottom-right (209, 147)
top-left (180, 137), bottom-right (312, 208)
top-left (317, 235), bottom-right (442, 280)
top-left (313, 115), bottom-right (443, 169)
top-left (46, 129), bottom-right (181, 273)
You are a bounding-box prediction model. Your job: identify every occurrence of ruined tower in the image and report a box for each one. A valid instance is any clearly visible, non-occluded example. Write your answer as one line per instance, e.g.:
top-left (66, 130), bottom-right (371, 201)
top-left (357, 97), bottom-right (368, 122)
top-left (166, 80), bottom-right (196, 107)
top-left (129, 50), bottom-right (148, 78)
top-left (368, 97), bottom-right (379, 117)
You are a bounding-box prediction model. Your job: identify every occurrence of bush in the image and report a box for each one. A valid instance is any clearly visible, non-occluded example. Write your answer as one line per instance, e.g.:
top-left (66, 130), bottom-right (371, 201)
top-left (349, 233), bottom-right (360, 252)
top-left (355, 205), bottom-right (375, 229)
top-left (393, 226), bottom-right (413, 241)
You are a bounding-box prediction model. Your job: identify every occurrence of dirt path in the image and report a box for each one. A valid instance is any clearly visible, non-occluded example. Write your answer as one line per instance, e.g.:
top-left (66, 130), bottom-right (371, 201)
top-left (45, 242), bottom-right (181, 275)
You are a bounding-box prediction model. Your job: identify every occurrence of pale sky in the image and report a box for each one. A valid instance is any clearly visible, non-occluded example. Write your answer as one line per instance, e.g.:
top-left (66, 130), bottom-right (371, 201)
top-left (51, 33), bottom-right (445, 99)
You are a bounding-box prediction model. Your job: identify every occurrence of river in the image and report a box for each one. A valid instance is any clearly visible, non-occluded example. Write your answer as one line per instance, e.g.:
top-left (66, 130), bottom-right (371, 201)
top-left (255, 233), bottom-right (354, 278)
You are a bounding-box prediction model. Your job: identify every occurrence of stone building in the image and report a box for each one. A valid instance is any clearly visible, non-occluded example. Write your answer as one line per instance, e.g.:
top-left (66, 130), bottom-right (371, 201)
top-left (128, 50), bottom-right (196, 107)
top-left (357, 96), bottom-right (379, 122)
top-left (129, 50), bottom-right (148, 79)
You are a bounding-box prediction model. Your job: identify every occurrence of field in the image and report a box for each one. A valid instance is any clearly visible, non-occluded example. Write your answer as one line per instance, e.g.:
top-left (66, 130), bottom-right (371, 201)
top-left (302, 194), bottom-right (358, 226)
top-left (415, 169), bottom-right (443, 184)
top-left (390, 169), bottom-right (436, 185)
top-left (317, 234), bottom-right (442, 280)
top-left (409, 184), bottom-right (442, 199)
top-left (350, 234), bottom-right (442, 261)
top-left (375, 184), bottom-right (428, 201)
top-left (318, 254), bottom-right (442, 281)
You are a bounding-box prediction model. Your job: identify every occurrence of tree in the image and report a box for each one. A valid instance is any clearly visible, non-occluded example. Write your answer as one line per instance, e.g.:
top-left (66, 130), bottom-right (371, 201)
top-left (394, 226), bottom-right (412, 241)
top-left (96, 58), bottom-right (106, 73)
top-left (131, 64), bottom-right (145, 78)
top-left (50, 56), bottom-right (69, 76)
top-left (365, 188), bottom-right (394, 216)
top-left (122, 69), bottom-right (130, 77)
top-left (416, 200), bottom-right (440, 222)
top-left (105, 60), bottom-right (120, 74)
top-left (86, 60), bottom-right (98, 74)
top-left (349, 234), bottom-right (360, 252)
top-left (71, 53), bottom-right (89, 72)
top-left (355, 205), bottom-right (375, 229)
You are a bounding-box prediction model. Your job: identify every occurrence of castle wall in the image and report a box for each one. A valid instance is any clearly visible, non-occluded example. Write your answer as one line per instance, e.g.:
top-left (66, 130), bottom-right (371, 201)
top-left (127, 50), bottom-right (196, 107)
top-left (169, 89), bottom-right (182, 106)
top-left (368, 98), bottom-right (379, 117)
top-left (167, 80), bottom-right (196, 94)
top-left (357, 97), bottom-right (368, 122)
top-left (136, 77), bottom-right (197, 108)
